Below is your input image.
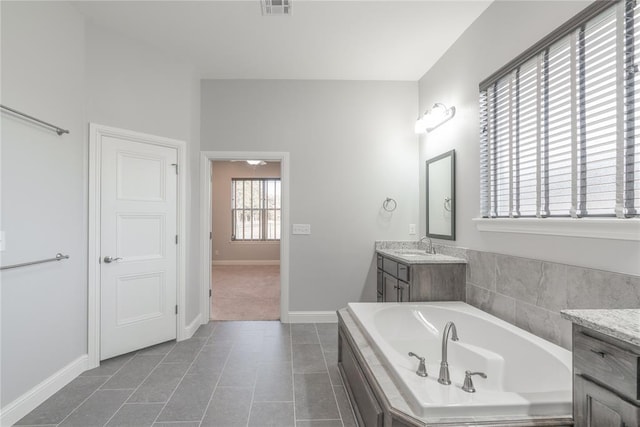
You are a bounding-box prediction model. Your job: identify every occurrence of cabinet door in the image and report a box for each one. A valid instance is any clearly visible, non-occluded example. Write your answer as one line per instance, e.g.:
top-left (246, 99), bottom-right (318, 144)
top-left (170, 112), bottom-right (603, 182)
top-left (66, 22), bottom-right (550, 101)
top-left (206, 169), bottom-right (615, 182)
top-left (376, 269), bottom-right (384, 302)
top-left (383, 273), bottom-right (398, 302)
top-left (398, 281), bottom-right (410, 302)
top-left (574, 375), bottom-right (639, 427)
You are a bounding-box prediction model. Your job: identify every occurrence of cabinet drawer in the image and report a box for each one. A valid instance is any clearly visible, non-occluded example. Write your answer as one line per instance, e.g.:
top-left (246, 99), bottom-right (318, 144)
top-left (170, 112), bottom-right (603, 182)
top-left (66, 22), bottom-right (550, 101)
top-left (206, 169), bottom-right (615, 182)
top-left (574, 331), bottom-right (640, 402)
top-left (397, 263), bottom-right (410, 282)
top-left (382, 258), bottom-right (397, 276)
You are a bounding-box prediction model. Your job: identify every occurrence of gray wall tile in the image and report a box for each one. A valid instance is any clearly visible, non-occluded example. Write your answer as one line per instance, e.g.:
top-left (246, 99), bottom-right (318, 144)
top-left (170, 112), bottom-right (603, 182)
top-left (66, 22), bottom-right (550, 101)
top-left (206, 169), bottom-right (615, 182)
top-left (567, 266), bottom-right (640, 309)
top-left (496, 255), bottom-right (543, 305)
top-left (294, 373), bottom-right (340, 420)
top-left (466, 284), bottom-right (515, 324)
top-left (515, 301), bottom-right (571, 348)
top-left (466, 250), bottom-right (496, 290)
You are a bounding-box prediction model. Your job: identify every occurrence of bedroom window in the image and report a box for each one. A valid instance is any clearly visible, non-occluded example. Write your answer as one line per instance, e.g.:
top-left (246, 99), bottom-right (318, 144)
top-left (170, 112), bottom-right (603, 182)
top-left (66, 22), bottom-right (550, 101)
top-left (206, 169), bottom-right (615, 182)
top-left (231, 178), bottom-right (281, 241)
top-left (479, 0), bottom-right (639, 220)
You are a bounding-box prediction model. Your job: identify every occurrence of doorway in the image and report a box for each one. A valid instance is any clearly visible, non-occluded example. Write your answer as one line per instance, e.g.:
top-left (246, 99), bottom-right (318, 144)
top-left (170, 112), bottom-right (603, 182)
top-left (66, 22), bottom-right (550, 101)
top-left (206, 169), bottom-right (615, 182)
top-left (210, 160), bottom-right (281, 320)
top-left (199, 151), bottom-right (290, 323)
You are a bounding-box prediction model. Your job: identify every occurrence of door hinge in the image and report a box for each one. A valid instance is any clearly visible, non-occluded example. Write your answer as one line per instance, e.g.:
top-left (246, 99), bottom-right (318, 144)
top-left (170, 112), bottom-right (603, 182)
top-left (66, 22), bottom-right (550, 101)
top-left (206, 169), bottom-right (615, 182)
top-left (209, 232), bottom-right (212, 240)
top-left (175, 305), bottom-right (178, 315)
top-left (171, 163), bottom-right (179, 174)
top-left (175, 235), bottom-right (178, 244)
top-left (209, 289), bottom-right (212, 297)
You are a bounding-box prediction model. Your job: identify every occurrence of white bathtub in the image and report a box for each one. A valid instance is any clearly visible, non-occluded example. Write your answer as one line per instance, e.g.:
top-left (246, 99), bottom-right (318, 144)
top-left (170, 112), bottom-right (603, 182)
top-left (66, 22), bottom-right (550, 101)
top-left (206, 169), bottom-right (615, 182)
top-left (347, 302), bottom-right (572, 419)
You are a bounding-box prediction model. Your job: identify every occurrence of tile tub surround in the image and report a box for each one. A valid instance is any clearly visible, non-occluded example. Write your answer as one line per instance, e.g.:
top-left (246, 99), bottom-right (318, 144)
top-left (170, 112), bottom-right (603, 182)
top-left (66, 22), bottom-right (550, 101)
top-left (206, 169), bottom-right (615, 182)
top-left (337, 308), bottom-right (573, 426)
top-left (561, 309), bottom-right (640, 347)
top-left (375, 241), bottom-right (640, 350)
top-left (16, 321), bottom-right (356, 427)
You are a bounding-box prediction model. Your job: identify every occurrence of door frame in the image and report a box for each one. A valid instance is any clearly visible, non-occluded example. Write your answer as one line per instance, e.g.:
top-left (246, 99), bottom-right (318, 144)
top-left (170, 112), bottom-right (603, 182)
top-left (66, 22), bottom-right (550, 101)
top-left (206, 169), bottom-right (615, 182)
top-left (200, 151), bottom-right (290, 322)
top-left (87, 123), bottom-right (187, 369)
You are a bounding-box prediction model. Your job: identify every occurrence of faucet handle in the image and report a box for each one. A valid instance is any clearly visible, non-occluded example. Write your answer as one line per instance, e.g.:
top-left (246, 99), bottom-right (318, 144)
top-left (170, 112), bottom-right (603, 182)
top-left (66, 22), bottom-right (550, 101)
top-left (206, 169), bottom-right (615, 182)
top-left (462, 370), bottom-right (487, 393)
top-left (408, 352), bottom-right (428, 377)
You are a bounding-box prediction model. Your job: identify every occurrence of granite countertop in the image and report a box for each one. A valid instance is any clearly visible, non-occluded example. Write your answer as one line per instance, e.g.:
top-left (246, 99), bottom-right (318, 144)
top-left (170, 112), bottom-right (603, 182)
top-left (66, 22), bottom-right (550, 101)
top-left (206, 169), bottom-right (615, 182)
top-left (561, 309), bottom-right (640, 347)
top-left (376, 248), bottom-right (467, 265)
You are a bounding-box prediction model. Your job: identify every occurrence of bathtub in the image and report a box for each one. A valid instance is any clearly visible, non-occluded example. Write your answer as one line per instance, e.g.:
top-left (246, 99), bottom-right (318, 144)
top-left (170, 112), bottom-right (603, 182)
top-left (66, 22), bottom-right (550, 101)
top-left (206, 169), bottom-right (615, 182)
top-left (346, 302), bottom-right (572, 419)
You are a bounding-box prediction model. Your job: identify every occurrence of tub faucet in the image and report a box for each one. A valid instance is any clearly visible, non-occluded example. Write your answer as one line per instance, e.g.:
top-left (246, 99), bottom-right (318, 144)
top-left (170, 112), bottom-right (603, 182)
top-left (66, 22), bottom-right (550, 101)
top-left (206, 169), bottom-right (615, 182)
top-left (408, 352), bottom-right (428, 377)
top-left (438, 321), bottom-right (459, 385)
top-left (419, 236), bottom-right (435, 254)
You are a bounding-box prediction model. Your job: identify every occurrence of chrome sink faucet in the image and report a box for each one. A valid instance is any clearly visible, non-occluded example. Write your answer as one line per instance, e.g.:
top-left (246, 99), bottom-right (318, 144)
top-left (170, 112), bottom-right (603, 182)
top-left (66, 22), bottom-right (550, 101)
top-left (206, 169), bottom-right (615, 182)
top-left (438, 321), bottom-right (459, 385)
top-left (419, 236), bottom-right (436, 254)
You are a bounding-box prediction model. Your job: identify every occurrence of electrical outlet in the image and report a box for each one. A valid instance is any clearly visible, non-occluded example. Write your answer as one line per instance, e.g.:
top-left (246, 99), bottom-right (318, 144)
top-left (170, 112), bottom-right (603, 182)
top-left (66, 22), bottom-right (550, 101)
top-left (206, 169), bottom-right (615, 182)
top-left (292, 224), bottom-right (311, 235)
top-left (409, 224), bottom-right (416, 235)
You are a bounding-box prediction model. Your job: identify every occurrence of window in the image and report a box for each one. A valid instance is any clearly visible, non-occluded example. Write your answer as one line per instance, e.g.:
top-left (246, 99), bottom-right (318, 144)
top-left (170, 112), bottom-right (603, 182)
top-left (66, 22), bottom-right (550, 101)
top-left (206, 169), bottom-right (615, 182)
top-left (480, 0), bottom-right (640, 220)
top-left (231, 178), bottom-right (281, 241)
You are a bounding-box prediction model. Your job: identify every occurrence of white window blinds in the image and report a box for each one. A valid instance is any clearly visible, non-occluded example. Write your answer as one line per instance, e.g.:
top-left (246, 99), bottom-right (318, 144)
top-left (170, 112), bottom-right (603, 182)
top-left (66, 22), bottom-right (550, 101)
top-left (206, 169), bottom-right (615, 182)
top-left (480, 0), bottom-right (639, 219)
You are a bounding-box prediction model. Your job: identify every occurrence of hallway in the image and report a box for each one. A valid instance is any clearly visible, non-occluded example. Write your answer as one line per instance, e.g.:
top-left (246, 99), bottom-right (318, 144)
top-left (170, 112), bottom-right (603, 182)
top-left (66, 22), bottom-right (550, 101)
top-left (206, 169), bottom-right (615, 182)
top-left (16, 321), bottom-right (354, 427)
top-left (211, 265), bottom-right (280, 321)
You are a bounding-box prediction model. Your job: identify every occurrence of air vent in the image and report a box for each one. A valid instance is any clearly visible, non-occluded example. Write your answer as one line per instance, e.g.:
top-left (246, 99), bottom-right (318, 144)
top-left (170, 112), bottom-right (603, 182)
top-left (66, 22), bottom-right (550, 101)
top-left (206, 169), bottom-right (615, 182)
top-left (261, 0), bottom-right (291, 16)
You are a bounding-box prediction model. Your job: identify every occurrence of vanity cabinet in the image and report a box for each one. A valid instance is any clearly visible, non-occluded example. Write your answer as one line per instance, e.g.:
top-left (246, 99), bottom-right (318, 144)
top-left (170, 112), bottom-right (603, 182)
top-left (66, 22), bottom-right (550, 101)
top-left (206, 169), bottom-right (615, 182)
top-left (376, 254), bottom-right (465, 303)
top-left (572, 324), bottom-right (640, 427)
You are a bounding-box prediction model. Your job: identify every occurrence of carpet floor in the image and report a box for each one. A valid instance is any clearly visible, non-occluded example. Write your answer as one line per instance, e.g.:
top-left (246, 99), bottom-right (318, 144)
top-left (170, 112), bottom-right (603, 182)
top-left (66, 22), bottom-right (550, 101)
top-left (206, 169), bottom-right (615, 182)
top-left (210, 265), bottom-right (280, 321)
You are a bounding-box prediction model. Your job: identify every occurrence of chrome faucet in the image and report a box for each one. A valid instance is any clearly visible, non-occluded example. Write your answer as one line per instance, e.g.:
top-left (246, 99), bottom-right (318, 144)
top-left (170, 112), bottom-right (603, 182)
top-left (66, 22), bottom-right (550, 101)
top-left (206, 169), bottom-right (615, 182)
top-left (438, 321), bottom-right (459, 385)
top-left (408, 352), bottom-right (428, 377)
top-left (419, 236), bottom-right (436, 254)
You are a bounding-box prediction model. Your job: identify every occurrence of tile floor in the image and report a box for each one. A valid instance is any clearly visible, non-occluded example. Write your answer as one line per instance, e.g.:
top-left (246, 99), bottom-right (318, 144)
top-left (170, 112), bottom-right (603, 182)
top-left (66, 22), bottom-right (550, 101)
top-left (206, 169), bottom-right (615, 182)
top-left (16, 321), bottom-right (356, 427)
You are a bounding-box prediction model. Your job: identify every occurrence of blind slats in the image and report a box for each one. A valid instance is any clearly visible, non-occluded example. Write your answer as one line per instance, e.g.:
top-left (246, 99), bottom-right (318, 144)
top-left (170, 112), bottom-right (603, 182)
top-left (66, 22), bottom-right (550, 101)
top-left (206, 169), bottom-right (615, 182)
top-left (480, 0), bottom-right (639, 220)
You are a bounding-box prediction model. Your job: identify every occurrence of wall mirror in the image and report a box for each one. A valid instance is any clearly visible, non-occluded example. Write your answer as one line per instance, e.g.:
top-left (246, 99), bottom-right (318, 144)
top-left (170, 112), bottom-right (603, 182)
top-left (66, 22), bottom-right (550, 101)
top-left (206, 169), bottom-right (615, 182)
top-left (426, 149), bottom-right (455, 240)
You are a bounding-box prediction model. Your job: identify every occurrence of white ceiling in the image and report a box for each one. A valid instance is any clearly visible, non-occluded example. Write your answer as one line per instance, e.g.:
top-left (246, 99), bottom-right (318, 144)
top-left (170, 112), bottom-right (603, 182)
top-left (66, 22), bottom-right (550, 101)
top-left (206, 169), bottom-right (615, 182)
top-left (72, 0), bottom-right (492, 81)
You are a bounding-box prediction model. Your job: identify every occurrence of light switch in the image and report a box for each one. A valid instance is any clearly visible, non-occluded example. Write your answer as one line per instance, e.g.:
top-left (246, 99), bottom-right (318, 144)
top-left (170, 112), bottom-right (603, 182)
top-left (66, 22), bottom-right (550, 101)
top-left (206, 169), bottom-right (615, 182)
top-left (409, 224), bottom-right (416, 235)
top-left (292, 224), bottom-right (311, 235)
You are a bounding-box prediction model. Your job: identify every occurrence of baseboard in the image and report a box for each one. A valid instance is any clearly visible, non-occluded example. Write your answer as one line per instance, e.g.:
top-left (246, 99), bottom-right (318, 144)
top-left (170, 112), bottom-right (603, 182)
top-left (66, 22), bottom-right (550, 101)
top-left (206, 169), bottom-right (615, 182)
top-left (288, 311), bottom-right (338, 323)
top-left (211, 260), bottom-right (280, 266)
top-left (0, 354), bottom-right (88, 427)
top-left (183, 313), bottom-right (203, 340)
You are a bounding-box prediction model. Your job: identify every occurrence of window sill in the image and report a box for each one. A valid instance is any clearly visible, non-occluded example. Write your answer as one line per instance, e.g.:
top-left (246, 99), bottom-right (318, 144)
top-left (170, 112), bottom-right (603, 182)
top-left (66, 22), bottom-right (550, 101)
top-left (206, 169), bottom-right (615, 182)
top-left (473, 217), bottom-right (640, 241)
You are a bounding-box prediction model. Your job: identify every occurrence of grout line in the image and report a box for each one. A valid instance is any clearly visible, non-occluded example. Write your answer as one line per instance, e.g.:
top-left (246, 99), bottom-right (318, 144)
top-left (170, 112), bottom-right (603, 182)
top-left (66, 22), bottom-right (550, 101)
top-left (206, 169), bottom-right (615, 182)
top-left (149, 322), bottom-right (218, 426)
top-left (102, 346), bottom-right (180, 426)
top-left (54, 351), bottom-right (141, 426)
top-left (316, 323), bottom-right (345, 427)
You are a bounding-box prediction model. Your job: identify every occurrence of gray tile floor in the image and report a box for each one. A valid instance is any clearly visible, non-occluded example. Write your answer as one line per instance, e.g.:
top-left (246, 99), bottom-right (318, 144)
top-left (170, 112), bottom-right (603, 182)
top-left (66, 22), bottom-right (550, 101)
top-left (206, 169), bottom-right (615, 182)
top-left (17, 322), bottom-right (356, 427)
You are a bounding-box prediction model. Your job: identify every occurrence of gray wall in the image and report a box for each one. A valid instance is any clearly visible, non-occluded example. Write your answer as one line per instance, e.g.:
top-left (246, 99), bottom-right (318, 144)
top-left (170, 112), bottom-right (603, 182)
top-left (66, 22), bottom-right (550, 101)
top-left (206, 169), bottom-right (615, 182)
top-left (417, 0), bottom-right (640, 277)
top-left (1, 2), bottom-right (202, 410)
top-left (1, 1), bottom-right (87, 407)
top-left (211, 161), bottom-right (281, 262)
top-left (201, 80), bottom-right (419, 310)
top-left (85, 22), bottom-right (202, 325)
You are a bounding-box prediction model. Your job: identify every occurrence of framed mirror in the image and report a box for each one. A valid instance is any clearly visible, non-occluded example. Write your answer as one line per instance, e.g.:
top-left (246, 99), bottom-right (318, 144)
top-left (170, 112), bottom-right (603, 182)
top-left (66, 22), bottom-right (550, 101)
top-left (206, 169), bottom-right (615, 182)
top-left (426, 150), bottom-right (455, 240)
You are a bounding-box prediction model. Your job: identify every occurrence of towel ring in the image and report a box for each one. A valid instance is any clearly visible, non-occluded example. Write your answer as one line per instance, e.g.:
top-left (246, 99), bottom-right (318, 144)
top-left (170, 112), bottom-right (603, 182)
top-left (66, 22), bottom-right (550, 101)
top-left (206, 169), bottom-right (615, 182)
top-left (444, 197), bottom-right (452, 212)
top-left (383, 198), bottom-right (397, 212)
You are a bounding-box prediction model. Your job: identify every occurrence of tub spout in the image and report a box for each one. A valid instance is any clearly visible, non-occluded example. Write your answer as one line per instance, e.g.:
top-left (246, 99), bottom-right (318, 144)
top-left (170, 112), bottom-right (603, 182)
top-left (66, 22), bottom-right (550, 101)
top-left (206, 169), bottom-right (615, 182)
top-left (438, 321), bottom-right (459, 385)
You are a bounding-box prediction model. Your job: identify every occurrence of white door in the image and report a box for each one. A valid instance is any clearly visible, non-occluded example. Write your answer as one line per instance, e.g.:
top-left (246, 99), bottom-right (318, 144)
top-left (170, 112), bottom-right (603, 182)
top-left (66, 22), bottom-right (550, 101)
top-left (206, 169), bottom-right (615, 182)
top-left (100, 135), bottom-right (177, 360)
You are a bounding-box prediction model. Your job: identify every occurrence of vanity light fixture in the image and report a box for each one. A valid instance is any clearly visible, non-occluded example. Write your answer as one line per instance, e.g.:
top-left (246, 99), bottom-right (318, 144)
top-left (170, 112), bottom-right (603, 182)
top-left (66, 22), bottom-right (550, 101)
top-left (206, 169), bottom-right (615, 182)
top-left (246, 160), bottom-right (267, 166)
top-left (415, 103), bottom-right (456, 134)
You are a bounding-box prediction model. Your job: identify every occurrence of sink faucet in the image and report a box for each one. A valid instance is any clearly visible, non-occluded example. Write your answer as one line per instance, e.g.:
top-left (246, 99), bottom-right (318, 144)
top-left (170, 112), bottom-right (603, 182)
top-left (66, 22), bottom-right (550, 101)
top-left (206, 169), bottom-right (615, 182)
top-left (438, 321), bottom-right (459, 385)
top-left (419, 236), bottom-right (435, 254)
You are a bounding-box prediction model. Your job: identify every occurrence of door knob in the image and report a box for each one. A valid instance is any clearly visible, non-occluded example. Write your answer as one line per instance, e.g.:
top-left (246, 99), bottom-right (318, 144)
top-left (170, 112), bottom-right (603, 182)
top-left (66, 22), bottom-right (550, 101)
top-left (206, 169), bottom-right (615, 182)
top-left (103, 256), bottom-right (122, 263)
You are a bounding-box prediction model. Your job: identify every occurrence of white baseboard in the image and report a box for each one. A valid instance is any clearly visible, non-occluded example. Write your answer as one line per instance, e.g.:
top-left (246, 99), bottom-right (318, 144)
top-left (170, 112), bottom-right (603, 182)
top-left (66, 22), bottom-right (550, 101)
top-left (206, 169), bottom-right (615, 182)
top-left (211, 260), bottom-right (280, 266)
top-left (287, 311), bottom-right (338, 323)
top-left (0, 355), bottom-right (88, 427)
top-left (183, 313), bottom-right (203, 340)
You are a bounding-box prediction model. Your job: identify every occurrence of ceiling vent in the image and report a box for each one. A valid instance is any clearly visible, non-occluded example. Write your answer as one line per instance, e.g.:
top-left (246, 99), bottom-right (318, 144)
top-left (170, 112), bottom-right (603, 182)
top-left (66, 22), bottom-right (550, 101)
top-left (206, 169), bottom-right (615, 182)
top-left (261, 0), bottom-right (291, 16)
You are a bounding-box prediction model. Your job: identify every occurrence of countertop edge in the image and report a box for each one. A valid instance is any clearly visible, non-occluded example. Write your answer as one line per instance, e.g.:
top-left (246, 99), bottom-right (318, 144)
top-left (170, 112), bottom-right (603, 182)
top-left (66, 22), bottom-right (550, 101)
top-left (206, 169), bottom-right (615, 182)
top-left (561, 309), bottom-right (640, 348)
top-left (376, 249), bottom-right (467, 265)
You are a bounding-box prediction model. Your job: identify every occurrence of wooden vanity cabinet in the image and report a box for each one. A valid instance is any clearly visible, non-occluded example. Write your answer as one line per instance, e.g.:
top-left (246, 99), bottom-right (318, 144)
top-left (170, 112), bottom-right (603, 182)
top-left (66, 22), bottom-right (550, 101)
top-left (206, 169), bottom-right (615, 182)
top-left (572, 325), bottom-right (640, 427)
top-left (376, 254), bottom-right (465, 303)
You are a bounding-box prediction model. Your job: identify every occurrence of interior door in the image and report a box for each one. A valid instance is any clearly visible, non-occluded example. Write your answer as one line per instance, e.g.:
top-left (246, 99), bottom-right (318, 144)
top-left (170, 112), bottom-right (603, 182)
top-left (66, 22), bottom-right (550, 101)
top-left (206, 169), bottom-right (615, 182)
top-left (100, 135), bottom-right (177, 360)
